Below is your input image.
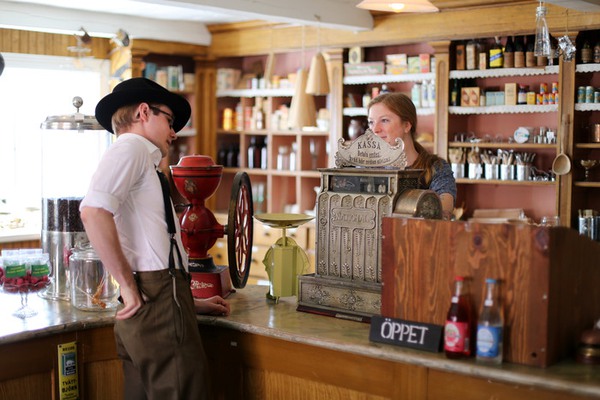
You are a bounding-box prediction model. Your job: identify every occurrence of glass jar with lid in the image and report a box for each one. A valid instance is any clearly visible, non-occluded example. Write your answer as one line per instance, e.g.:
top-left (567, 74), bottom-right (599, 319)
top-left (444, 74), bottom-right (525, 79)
top-left (39, 97), bottom-right (113, 301)
top-left (69, 244), bottom-right (119, 311)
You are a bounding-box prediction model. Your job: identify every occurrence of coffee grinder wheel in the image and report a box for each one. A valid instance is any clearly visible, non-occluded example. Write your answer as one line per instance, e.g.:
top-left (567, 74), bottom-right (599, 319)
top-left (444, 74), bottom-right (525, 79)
top-left (226, 172), bottom-right (254, 288)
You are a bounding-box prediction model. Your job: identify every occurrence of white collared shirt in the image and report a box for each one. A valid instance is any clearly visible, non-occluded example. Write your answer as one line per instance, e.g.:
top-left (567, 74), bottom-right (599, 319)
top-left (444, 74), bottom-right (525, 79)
top-left (80, 133), bottom-right (188, 272)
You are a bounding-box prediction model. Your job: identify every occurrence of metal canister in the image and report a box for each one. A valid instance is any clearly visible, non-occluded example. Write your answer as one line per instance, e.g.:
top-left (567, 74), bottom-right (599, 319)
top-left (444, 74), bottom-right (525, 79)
top-left (586, 86), bottom-right (594, 103)
top-left (539, 82), bottom-right (548, 94)
top-left (595, 91), bottom-right (600, 104)
top-left (551, 82), bottom-right (559, 94)
top-left (577, 86), bottom-right (586, 103)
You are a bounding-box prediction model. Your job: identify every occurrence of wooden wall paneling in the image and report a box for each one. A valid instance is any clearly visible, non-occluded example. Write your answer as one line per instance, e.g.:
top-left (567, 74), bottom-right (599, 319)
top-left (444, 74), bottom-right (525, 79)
top-left (0, 28), bottom-right (110, 59)
top-left (428, 369), bottom-right (591, 400)
top-left (557, 51), bottom-right (577, 227)
top-left (201, 325), bottom-right (428, 399)
top-left (83, 360), bottom-right (123, 400)
top-left (381, 217), bottom-right (600, 367)
top-left (0, 373), bottom-right (53, 400)
top-left (208, 5), bottom-right (600, 57)
top-left (430, 41), bottom-right (451, 157)
top-left (0, 239), bottom-right (41, 251)
top-left (194, 55), bottom-right (217, 159)
top-left (325, 48), bottom-right (344, 167)
top-left (0, 326), bottom-right (121, 400)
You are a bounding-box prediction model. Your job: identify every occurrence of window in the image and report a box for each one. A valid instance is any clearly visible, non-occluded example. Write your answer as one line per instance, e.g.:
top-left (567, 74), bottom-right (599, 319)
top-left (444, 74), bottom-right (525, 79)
top-left (0, 53), bottom-right (108, 231)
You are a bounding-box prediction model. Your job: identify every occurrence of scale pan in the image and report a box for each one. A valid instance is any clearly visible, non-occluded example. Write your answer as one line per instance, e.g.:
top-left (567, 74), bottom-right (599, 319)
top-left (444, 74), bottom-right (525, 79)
top-left (254, 213), bottom-right (314, 229)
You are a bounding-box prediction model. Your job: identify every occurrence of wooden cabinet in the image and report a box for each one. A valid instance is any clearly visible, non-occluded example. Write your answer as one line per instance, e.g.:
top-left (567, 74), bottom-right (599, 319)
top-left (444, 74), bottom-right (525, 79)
top-left (446, 48), bottom-right (561, 222)
top-left (0, 326), bottom-right (122, 400)
top-left (568, 30), bottom-right (600, 228)
top-left (109, 40), bottom-right (211, 165)
top-left (213, 51), bottom-right (331, 216)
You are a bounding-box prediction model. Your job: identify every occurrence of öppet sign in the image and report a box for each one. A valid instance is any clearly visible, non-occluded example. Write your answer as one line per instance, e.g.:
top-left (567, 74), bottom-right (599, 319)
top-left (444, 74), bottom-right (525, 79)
top-left (369, 315), bottom-right (443, 353)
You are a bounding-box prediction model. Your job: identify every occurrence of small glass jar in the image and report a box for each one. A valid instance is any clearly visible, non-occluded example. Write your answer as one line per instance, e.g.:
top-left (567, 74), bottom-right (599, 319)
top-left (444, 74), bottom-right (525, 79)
top-left (69, 245), bottom-right (119, 311)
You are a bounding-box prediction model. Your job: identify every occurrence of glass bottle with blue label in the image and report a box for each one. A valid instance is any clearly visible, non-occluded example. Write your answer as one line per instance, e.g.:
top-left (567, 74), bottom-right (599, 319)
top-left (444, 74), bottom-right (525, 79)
top-left (476, 278), bottom-right (503, 364)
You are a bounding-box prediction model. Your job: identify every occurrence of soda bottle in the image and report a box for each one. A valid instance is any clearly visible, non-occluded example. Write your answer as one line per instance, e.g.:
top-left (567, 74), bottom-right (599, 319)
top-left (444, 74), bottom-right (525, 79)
top-left (476, 278), bottom-right (504, 364)
top-left (444, 276), bottom-right (472, 359)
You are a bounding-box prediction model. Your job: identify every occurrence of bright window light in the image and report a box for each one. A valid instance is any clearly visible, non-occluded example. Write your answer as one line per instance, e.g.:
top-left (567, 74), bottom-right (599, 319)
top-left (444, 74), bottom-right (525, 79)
top-left (0, 53), bottom-right (108, 219)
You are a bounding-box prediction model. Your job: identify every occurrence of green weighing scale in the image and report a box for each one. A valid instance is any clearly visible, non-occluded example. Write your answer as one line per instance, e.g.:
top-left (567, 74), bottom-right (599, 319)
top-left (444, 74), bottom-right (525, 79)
top-left (254, 213), bottom-right (314, 302)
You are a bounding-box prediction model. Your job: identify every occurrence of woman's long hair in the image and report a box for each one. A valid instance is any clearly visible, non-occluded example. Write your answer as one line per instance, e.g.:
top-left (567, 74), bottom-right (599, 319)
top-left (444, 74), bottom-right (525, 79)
top-left (368, 92), bottom-right (442, 186)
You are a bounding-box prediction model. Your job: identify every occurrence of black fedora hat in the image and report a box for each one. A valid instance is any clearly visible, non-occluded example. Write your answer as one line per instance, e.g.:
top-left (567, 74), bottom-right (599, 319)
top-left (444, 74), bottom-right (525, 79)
top-left (95, 77), bottom-right (191, 133)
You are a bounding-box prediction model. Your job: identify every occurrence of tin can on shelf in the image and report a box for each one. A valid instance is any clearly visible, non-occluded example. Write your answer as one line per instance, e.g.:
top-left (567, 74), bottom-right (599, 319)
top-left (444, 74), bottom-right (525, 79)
top-left (577, 86), bottom-right (586, 103)
top-left (586, 86), bottom-right (594, 103)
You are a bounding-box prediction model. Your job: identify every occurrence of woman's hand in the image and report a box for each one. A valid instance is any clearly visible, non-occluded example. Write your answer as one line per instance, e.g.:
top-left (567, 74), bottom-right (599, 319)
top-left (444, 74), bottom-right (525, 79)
top-left (194, 295), bottom-right (231, 316)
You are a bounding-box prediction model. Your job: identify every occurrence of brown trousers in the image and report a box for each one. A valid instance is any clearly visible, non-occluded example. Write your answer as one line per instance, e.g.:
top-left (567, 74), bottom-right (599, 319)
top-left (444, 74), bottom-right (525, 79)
top-left (114, 269), bottom-right (211, 400)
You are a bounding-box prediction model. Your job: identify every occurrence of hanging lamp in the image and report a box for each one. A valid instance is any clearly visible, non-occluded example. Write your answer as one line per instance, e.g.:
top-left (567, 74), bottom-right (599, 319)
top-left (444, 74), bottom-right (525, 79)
top-left (306, 52), bottom-right (330, 95)
top-left (288, 68), bottom-right (317, 129)
top-left (356, 0), bottom-right (439, 13)
top-left (306, 17), bottom-right (330, 95)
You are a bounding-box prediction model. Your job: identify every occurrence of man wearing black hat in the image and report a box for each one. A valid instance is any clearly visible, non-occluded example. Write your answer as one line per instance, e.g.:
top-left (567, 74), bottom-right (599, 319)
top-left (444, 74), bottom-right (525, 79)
top-left (80, 77), bottom-right (229, 400)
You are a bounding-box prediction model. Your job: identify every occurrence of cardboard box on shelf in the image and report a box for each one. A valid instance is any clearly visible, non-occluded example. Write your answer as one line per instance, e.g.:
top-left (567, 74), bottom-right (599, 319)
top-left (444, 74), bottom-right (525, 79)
top-left (505, 83), bottom-right (517, 106)
top-left (407, 57), bottom-right (420, 74)
top-left (419, 54), bottom-right (431, 73)
top-left (344, 62), bottom-right (385, 76)
top-left (461, 87), bottom-right (480, 107)
top-left (386, 53), bottom-right (407, 66)
top-left (386, 64), bottom-right (408, 75)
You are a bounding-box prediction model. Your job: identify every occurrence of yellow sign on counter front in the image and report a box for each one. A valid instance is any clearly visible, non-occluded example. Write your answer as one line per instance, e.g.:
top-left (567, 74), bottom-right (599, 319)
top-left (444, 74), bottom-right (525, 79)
top-left (57, 341), bottom-right (79, 400)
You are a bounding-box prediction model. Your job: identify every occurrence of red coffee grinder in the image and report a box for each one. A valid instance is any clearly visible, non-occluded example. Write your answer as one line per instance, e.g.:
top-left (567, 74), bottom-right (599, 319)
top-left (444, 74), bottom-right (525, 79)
top-left (170, 155), bottom-right (253, 298)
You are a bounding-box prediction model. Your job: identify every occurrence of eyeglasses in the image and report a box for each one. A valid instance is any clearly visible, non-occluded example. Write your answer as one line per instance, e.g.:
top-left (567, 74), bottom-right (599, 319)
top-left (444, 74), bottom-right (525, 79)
top-left (149, 105), bottom-right (174, 130)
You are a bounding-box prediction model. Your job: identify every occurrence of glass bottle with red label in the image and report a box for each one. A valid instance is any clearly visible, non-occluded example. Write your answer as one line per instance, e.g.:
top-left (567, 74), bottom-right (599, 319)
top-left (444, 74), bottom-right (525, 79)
top-left (444, 276), bottom-right (472, 359)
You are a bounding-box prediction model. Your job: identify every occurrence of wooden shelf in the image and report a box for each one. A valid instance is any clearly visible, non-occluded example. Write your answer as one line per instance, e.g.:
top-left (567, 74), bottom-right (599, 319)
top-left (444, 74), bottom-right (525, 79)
top-left (576, 143), bottom-right (600, 149)
top-left (456, 178), bottom-right (556, 186)
top-left (449, 142), bottom-right (558, 150)
top-left (216, 88), bottom-right (295, 98)
top-left (449, 104), bottom-right (558, 114)
top-left (343, 106), bottom-right (435, 117)
top-left (343, 72), bottom-right (435, 85)
top-left (573, 181), bottom-right (600, 188)
top-left (449, 66), bottom-right (559, 79)
top-left (575, 103), bottom-right (600, 112)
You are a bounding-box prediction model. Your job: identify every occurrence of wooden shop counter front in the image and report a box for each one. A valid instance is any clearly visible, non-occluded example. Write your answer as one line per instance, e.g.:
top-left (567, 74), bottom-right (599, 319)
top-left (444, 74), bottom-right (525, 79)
top-left (197, 285), bottom-right (600, 400)
top-left (1, 287), bottom-right (599, 399)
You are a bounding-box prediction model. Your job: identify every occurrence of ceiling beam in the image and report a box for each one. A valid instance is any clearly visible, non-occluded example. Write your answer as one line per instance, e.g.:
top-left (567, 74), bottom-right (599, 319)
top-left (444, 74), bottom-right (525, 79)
top-left (0, 1), bottom-right (212, 45)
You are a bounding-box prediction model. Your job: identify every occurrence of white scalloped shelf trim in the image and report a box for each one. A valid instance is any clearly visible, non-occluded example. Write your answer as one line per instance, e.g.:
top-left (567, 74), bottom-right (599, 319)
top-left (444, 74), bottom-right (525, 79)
top-left (449, 104), bottom-right (558, 114)
top-left (343, 72), bottom-right (435, 85)
top-left (449, 66), bottom-right (559, 79)
top-left (576, 64), bottom-right (600, 73)
top-left (343, 107), bottom-right (435, 117)
top-left (575, 103), bottom-right (600, 111)
top-left (217, 88), bottom-right (295, 98)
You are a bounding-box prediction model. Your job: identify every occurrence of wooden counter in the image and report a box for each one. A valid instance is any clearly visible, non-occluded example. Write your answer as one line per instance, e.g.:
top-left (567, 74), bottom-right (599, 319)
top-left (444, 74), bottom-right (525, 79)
top-left (198, 285), bottom-right (600, 400)
top-left (1, 285), bottom-right (599, 399)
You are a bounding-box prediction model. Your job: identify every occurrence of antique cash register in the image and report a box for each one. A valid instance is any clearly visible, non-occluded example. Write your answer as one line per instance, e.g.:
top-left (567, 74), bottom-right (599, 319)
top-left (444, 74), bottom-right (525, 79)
top-left (297, 129), bottom-right (442, 321)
